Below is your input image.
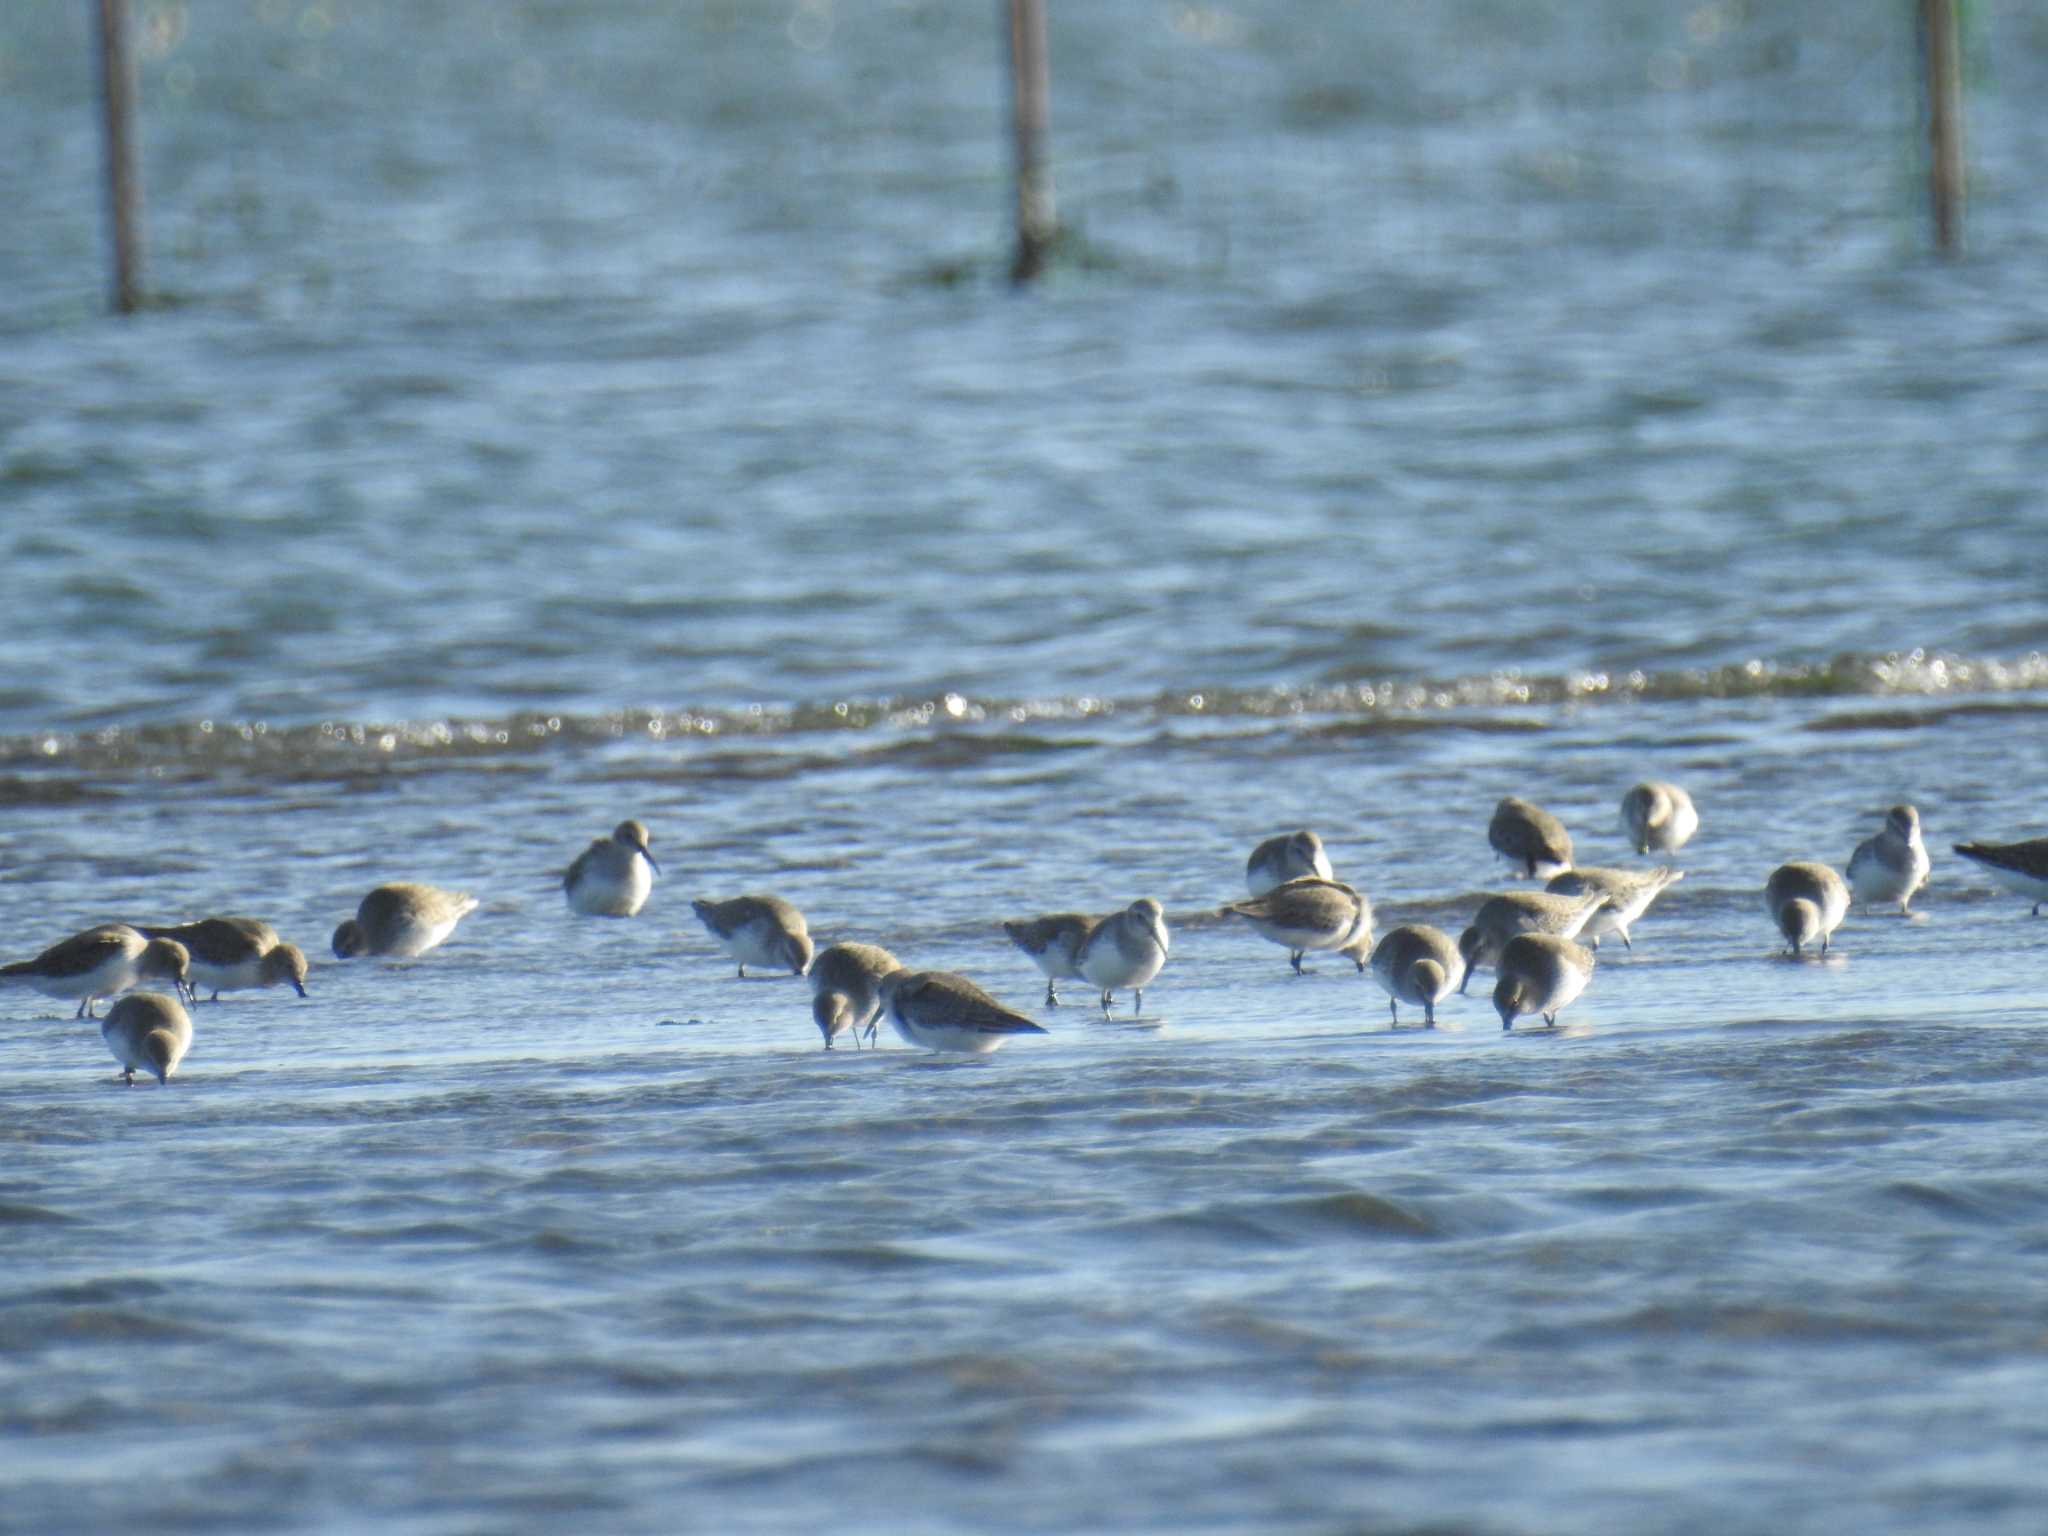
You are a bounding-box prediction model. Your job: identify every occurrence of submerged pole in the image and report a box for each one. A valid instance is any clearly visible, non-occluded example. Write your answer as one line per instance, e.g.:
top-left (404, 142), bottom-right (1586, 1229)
top-left (95, 0), bottom-right (146, 312)
top-left (1918, 0), bottom-right (1964, 256)
top-left (1004, 0), bottom-right (1056, 284)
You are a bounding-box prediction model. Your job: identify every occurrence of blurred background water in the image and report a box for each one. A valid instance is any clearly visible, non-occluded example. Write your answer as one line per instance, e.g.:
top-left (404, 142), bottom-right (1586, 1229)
top-left (3, 3), bottom-right (2048, 1532)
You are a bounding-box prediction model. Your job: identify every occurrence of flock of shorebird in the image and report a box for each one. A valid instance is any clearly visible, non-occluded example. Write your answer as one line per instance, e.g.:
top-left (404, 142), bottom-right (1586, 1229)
top-left (7, 792), bottom-right (2048, 1082)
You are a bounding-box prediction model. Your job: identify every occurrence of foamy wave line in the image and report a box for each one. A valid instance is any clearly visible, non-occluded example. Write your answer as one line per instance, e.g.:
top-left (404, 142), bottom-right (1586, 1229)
top-left (5, 649), bottom-right (2043, 770)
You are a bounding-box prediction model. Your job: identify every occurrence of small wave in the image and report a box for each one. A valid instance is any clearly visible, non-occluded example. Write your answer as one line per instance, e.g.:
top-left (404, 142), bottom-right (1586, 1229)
top-left (1495, 1301), bottom-right (1937, 1352)
top-left (856, 733), bottom-right (1096, 770)
top-left (1880, 1179), bottom-right (2020, 1226)
top-left (1118, 1189), bottom-right (1440, 1248)
top-left (40, 1305), bottom-right (213, 1344)
top-left (1564, 1183), bottom-right (1717, 1214)
top-left (2, 648), bottom-right (2040, 776)
top-left (337, 1219), bottom-right (497, 1246)
top-left (1802, 698), bottom-right (2048, 733)
top-left (0, 1201), bottom-right (74, 1226)
top-left (0, 776), bottom-right (118, 807)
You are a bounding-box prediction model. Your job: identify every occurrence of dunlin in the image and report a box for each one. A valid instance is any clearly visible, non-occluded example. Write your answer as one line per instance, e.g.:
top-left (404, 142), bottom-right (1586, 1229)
top-left (1, 925), bottom-right (190, 1019)
top-left (1220, 877), bottom-right (1373, 974)
top-left (809, 940), bottom-right (903, 1049)
top-left (1245, 830), bottom-right (1334, 898)
top-left (1847, 805), bottom-right (1931, 914)
top-left (1488, 796), bottom-right (1574, 880)
top-left (1492, 933), bottom-right (1595, 1031)
top-left (1764, 861), bottom-right (1850, 956)
top-left (1544, 866), bottom-right (1683, 951)
top-left (101, 990), bottom-right (193, 1084)
top-left (877, 969), bottom-right (1049, 1055)
top-left (141, 917), bottom-right (307, 1001)
top-left (1620, 781), bottom-right (1699, 856)
top-left (1001, 913), bottom-right (1093, 1006)
top-left (1951, 837), bottom-right (2048, 915)
top-left (691, 894), bottom-right (813, 978)
top-left (1077, 898), bottom-right (1170, 1014)
top-left (332, 884), bottom-right (479, 960)
top-left (1456, 889), bottom-right (1608, 990)
top-left (1368, 924), bottom-right (1463, 1028)
top-left (564, 819), bottom-right (660, 917)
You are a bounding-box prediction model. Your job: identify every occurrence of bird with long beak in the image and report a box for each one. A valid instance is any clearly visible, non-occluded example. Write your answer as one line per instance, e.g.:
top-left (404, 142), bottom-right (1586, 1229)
top-left (1492, 933), bottom-right (1595, 1031)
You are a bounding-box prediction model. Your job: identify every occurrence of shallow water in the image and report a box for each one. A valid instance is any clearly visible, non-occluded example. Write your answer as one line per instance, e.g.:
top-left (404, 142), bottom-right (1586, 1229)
top-left (5, 3), bottom-right (2048, 1532)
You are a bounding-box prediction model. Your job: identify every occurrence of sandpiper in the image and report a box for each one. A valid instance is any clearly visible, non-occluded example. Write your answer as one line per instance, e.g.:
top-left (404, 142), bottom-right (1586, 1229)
top-left (564, 819), bottom-right (660, 917)
top-left (1493, 933), bottom-right (1595, 1031)
top-left (1488, 796), bottom-right (1574, 880)
top-left (1848, 805), bottom-right (1931, 914)
top-left (1456, 889), bottom-right (1608, 990)
top-left (332, 884), bottom-right (479, 960)
top-left (1368, 924), bottom-right (1463, 1028)
top-left (1220, 877), bottom-right (1373, 973)
top-left (141, 917), bottom-right (307, 1001)
top-left (1001, 913), bottom-right (1093, 1006)
top-left (1764, 861), bottom-right (1850, 956)
top-left (1544, 866), bottom-right (1683, 951)
top-left (1951, 837), bottom-right (2048, 915)
top-left (691, 894), bottom-right (813, 978)
top-left (809, 941), bottom-right (903, 1049)
top-left (1245, 830), bottom-right (1334, 898)
top-left (101, 990), bottom-right (193, 1084)
top-left (1076, 898), bottom-right (1170, 1014)
top-left (877, 969), bottom-right (1049, 1055)
top-left (1, 925), bottom-right (190, 1019)
top-left (1620, 781), bottom-right (1699, 856)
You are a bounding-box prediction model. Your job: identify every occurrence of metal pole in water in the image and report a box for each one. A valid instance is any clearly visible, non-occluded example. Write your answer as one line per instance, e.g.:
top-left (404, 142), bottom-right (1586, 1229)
top-left (1918, 0), bottom-right (1964, 256)
top-left (95, 0), bottom-right (146, 312)
top-left (1004, 0), bottom-right (1056, 284)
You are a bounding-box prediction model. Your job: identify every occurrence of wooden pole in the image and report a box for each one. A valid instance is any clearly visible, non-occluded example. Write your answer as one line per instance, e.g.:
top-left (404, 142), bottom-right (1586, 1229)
top-left (1005, 0), bottom-right (1056, 284)
top-left (95, 0), bottom-right (146, 312)
top-left (1919, 0), bottom-right (1964, 256)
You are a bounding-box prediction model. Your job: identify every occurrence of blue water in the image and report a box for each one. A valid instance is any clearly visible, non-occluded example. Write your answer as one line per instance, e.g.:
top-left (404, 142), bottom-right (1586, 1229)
top-left (5, 3), bottom-right (2048, 1531)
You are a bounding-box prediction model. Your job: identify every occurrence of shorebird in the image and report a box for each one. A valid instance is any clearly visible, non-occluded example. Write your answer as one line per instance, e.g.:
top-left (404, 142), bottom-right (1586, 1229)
top-left (1245, 830), bottom-right (1335, 898)
top-left (1764, 861), bottom-right (1850, 956)
top-left (101, 990), bottom-right (193, 1084)
top-left (1544, 866), bottom-right (1683, 951)
top-left (1488, 796), bottom-right (1574, 880)
top-left (1620, 781), bottom-right (1698, 856)
top-left (1076, 898), bottom-right (1170, 1014)
top-left (691, 894), bottom-right (813, 978)
top-left (1220, 877), bottom-right (1372, 973)
top-left (1951, 836), bottom-right (2048, 915)
top-left (140, 917), bottom-right (306, 1002)
top-left (1, 925), bottom-right (190, 1019)
top-left (1456, 889), bottom-right (1608, 990)
top-left (877, 969), bottom-right (1049, 1055)
top-left (332, 884), bottom-right (478, 960)
top-left (1001, 913), bottom-right (1093, 1006)
top-left (1492, 933), bottom-right (1595, 1030)
top-left (1368, 924), bottom-right (1463, 1028)
top-left (1847, 805), bottom-right (1931, 914)
top-left (564, 819), bottom-right (660, 917)
top-left (808, 941), bottom-right (903, 1049)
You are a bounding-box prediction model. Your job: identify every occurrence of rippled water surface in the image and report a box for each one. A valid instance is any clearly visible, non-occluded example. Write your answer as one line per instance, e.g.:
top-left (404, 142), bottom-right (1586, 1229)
top-left (5, 3), bottom-right (2048, 1532)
